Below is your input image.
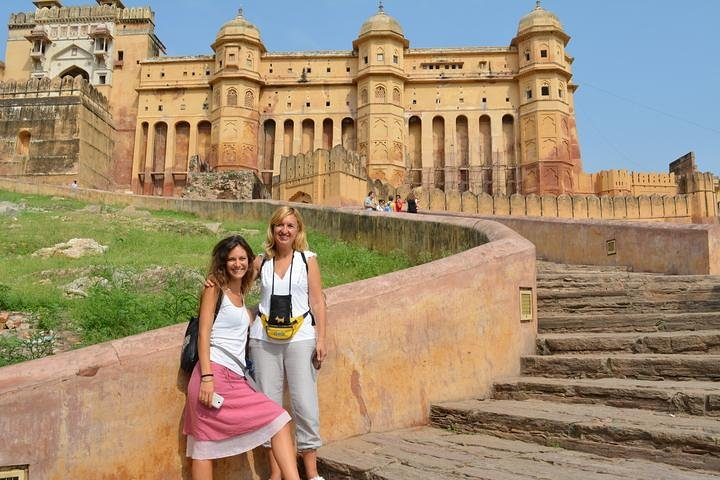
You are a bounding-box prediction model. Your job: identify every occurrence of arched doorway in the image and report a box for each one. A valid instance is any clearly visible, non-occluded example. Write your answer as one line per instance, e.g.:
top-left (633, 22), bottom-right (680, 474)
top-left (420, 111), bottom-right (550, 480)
top-left (59, 66), bottom-right (89, 81)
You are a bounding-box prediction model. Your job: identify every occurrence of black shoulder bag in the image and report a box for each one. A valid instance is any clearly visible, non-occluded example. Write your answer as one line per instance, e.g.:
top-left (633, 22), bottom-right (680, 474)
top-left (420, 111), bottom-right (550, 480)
top-left (180, 291), bottom-right (223, 373)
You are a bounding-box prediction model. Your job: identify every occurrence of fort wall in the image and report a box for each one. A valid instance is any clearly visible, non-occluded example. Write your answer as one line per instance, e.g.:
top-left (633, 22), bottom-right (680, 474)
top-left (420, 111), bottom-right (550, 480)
top-left (0, 76), bottom-right (114, 189)
top-left (0, 180), bottom-right (535, 479)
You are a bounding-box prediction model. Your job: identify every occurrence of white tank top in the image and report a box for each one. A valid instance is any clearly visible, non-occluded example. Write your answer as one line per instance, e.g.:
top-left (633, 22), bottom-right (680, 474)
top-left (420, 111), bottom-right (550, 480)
top-left (210, 293), bottom-right (250, 377)
top-left (249, 250), bottom-right (317, 343)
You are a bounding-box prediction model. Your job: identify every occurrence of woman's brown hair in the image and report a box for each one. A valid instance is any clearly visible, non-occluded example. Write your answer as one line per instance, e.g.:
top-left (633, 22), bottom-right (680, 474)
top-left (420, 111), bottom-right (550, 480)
top-left (208, 235), bottom-right (255, 295)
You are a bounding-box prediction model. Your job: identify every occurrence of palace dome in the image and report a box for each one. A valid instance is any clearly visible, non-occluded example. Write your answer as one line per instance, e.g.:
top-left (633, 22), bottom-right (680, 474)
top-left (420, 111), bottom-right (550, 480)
top-left (359, 6), bottom-right (404, 38)
top-left (216, 9), bottom-right (262, 43)
top-left (518, 1), bottom-right (563, 33)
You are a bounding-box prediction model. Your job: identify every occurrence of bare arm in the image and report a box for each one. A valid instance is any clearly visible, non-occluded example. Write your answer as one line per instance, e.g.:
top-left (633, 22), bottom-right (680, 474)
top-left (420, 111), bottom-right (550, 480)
top-left (307, 256), bottom-right (327, 362)
top-left (197, 285), bottom-right (220, 407)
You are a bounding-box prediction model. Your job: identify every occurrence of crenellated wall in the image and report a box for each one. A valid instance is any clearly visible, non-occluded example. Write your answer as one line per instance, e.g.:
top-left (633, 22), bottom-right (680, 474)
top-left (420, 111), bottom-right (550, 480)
top-left (0, 76), bottom-right (114, 189)
top-left (0, 180), bottom-right (535, 479)
top-left (273, 145), bottom-right (368, 207)
top-left (370, 176), bottom-right (718, 224)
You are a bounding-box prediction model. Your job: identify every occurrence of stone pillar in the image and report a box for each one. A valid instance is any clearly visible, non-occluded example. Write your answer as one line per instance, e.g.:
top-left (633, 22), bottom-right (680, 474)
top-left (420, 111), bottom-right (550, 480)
top-left (273, 122), bottom-right (284, 176)
top-left (292, 118), bottom-right (302, 159)
top-left (163, 126), bottom-right (176, 196)
top-left (188, 122), bottom-right (199, 163)
top-left (491, 114), bottom-right (507, 196)
top-left (314, 117), bottom-right (323, 152)
top-left (420, 113), bottom-right (434, 190)
top-left (143, 125), bottom-right (155, 196)
top-left (333, 118), bottom-right (342, 150)
top-left (444, 114), bottom-right (458, 191)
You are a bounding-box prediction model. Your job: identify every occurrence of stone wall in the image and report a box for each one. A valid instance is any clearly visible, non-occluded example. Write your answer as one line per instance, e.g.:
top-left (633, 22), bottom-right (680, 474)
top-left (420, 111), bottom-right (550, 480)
top-left (375, 174), bottom-right (718, 224)
top-left (0, 180), bottom-right (535, 479)
top-left (273, 145), bottom-right (368, 207)
top-left (0, 76), bottom-right (114, 189)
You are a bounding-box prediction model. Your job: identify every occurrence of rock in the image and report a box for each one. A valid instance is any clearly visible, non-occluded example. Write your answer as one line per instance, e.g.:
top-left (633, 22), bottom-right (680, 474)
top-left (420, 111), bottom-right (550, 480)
top-left (0, 201), bottom-right (23, 216)
top-left (5, 318), bottom-right (15, 329)
top-left (120, 205), bottom-right (150, 217)
top-left (63, 276), bottom-right (109, 297)
top-left (32, 238), bottom-right (109, 259)
top-left (204, 222), bottom-right (222, 234)
top-left (79, 204), bottom-right (102, 213)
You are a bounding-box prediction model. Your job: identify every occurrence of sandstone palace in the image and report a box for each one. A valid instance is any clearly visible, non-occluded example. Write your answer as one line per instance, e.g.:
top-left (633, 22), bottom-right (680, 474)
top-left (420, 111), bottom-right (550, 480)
top-left (0, 0), bottom-right (717, 220)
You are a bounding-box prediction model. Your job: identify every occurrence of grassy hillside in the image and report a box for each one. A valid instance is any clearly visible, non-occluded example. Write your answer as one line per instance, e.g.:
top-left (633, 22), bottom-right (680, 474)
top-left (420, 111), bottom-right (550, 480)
top-left (0, 190), bottom-right (415, 366)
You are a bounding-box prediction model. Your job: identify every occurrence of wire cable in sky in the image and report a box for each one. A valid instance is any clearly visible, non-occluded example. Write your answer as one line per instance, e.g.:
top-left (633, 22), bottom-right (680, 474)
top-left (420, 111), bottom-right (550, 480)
top-left (582, 82), bottom-right (720, 137)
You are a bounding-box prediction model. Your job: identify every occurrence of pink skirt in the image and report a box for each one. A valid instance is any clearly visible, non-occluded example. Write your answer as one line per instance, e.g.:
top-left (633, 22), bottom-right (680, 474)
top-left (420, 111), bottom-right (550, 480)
top-left (183, 362), bottom-right (290, 460)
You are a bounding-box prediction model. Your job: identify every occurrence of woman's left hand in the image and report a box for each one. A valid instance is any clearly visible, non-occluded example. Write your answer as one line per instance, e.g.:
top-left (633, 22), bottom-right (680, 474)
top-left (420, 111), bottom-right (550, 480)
top-left (315, 338), bottom-right (327, 362)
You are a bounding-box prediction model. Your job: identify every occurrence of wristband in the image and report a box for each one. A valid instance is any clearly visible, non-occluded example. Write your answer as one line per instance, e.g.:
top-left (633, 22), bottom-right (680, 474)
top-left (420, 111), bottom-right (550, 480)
top-left (201, 374), bottom-right (214, 378)
top-left (201, 378), bottom-right (214, 383)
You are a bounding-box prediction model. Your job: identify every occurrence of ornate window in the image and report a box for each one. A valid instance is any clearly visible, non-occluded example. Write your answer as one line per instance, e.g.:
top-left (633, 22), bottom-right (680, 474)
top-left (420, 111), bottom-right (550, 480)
top-left (244, 90), bottom-right (254, 108)
top-left (227, 88), bottom-right (238, 106)
top-left (375, 85), bottom-right (386, 102)
top-left (392, 87), bottom-right (401, 103)
top-left (376, 48), bottom-right (384, 63)
top-left (360, 88), bottom-right (368, 105)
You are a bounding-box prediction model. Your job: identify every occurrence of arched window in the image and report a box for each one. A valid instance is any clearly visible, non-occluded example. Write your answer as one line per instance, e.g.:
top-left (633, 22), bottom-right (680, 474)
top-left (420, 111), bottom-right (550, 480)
top-left (246, 53), bottom-right (253, 69)
top-left (16, 131), bottom-right (31, 156)
top-left (376, 47), bottom-right (384, 63)
top-left (360, 88), bottom-right (368, 105)
top-left (244, 90), bottom-right (254, 108)
top-left (227, 88), bottom-right (237, 106)
top-left (392, 87), bottom-right (401, 104)
top-left (375, 85), bottom-right (386, 102)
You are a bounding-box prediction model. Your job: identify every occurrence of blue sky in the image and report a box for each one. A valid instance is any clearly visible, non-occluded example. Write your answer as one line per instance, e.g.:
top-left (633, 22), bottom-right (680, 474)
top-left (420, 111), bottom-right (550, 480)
top-left (1, 0), bottom-right (718, 175)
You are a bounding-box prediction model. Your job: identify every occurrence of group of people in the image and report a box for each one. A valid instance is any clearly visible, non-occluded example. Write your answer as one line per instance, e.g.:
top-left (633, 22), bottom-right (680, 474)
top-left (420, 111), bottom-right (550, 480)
top-left (183, 206), bottom-right (327, 480)
top-left (363, 191), bottom-right (418, 213)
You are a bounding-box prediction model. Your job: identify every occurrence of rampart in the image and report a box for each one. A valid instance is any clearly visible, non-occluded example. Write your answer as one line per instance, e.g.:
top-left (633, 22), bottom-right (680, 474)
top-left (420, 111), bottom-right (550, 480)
top-left (273, 145), bottom-right (368, 207)
top-left (0, 179), bottom-right (535, 479)
top-left (0, 77), bottom-right (114, 190)
top-left (373, 175), bottom-right (718, 224)
top-left (8, 5), bottom-right (154, 28)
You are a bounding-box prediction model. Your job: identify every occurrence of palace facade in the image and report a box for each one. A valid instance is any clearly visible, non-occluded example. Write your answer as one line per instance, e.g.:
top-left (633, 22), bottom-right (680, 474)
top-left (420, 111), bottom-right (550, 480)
top-left (1, 0), bottom-right (584, 197)
top-left (0, 0), bottom-right (717, 220)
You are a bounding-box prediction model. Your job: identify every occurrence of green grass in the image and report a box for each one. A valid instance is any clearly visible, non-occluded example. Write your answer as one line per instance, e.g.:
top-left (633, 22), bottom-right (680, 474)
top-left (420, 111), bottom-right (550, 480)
top-left (0, 189), bottom-right (418, 366)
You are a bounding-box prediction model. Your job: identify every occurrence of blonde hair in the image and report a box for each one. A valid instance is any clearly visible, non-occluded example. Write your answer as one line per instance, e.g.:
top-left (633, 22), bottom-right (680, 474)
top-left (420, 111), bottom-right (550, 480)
top-left (264, 206), bottom-right (309, 258)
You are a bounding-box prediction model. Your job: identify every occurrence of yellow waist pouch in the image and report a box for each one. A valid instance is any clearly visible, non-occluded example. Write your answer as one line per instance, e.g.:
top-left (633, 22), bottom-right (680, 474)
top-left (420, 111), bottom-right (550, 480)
top-left (260, 312), bottom-right (308, 341)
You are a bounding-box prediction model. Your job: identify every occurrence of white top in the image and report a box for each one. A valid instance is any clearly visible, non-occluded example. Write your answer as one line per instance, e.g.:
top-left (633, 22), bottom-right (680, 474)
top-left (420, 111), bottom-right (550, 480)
top-left (249, 250), bottom-right (316, 343)
top-left (210, 293), bottom-right (250, 377)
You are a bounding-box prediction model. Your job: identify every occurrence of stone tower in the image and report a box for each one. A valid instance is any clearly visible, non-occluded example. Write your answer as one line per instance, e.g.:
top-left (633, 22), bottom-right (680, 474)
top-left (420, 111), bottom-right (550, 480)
top-left (512, 1), bottom-right (582, 195)
top-left (352, 3), bottom-right (409, 187)
top-left (210, 9), bottom-right (264, 172)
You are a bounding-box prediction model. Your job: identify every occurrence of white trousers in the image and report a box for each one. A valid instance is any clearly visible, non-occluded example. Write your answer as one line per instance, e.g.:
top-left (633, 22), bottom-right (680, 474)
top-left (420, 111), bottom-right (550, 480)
top-left (249, 338), bottom-right (321, 450)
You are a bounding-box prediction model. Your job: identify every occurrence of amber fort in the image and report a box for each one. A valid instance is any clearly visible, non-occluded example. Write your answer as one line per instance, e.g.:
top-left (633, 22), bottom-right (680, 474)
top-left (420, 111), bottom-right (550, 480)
top-left (0, 0), bottom-right (717, 221)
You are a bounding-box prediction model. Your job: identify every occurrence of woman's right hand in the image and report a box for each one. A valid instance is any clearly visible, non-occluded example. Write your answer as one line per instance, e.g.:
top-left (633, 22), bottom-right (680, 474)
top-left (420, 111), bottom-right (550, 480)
top-left (203, 277), bottom-right (216, 289)
top-left (199, 379), bottom-right (214, 407)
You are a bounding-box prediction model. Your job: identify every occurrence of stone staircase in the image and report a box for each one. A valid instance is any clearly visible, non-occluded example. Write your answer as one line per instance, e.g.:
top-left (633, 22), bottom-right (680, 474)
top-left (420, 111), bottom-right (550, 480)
top-left (317, 262), bottom-right (720, 479)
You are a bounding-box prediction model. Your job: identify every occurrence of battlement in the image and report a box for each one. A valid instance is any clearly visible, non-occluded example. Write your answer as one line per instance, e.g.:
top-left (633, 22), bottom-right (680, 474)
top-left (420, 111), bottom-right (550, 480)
top-left (8, 4), bottom-right (153, 28)
top-left (0, 76), bottom-right (109, 108)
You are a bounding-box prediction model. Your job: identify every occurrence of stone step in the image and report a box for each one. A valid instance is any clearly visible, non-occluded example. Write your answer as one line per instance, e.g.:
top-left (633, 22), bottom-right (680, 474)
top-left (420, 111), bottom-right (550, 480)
top-left (537, 295), bottom-right (720, 315)
top-left (493, 376), bottom-right (720, 416)
top-left (317, 426), bottom-right (717, 480)
top-left (430, 399), bottom-right (720, 472)
top-left (537, 330), bottom-right (720, 355)
top-left (539, 312), bottom-right (720, 334)
top-left (521, 353), bottom-right (720, 381)
top-left (537, 261), bottom-right (632, 274)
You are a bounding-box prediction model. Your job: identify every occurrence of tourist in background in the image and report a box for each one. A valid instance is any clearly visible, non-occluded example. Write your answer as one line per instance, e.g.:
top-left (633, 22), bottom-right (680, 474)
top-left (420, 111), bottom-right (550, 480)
top-left (394, 194), bottom-right (403, 212)
top-left (184, 235), bottom-right (301, 480)
top-left (406, 191), bottom-right (418, 213)
top-left (363, 191), bottom-right (376, 210)
top-left (250, 206), bottom-right (327, 480)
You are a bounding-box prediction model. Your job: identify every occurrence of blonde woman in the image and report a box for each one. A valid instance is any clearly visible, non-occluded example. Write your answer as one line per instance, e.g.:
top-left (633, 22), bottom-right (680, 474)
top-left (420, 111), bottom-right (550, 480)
top-left (250, 206), bottom-right (327, 480)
